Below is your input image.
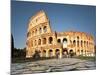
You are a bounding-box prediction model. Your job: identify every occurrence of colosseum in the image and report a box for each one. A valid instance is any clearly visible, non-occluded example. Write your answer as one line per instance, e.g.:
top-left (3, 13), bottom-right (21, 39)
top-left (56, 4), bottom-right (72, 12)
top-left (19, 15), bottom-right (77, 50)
top-left (26, 10), bottom-right (95, 58)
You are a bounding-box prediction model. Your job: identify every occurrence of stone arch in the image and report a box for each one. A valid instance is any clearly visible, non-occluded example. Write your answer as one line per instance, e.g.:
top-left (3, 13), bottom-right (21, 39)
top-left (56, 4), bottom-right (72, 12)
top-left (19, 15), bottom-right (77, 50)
top-left (43, 38), bottom-right (46, 44)
top-left (49, 49), bottom-right (53, 57)
top-left (39, 27), bottom-right (42, 34)
top-left (32, 30), bottom-right (34, 36)
top-left (33, 50), bottom-right (40, 59)
top-left (84, 41), bottom-right (86, 47)
top-left (63, 38), bottom-right (67, 43)
top-left (31, 40), bottom-right (33, 47)
top-left (39, 50), bottom-right (42, 57)
top-left (70, 49), bottom-right (73, 53)
top-left (81, 40), bottom-right (83, 47)
top-left (81, 50), bottom-right (83, 55)
top-left (57, 39), bottom-right (61, 43)
top-left (43, 50), bottom-right (46, 57)
top-left (56, 49), bottom-right (60, 51)
top-left (55, 49), bottom-right (60, 58)
top-left (69, 49), bottom-right (74, 57)
top-left (73, 40), bottom-right (76, 46)
top-left (77, 49), bottom-right (80, 55)
top-left (63, 38), bottom-right (68, 48)
top-left (43, 26), bottom-right (47, 33)
top-left (77, 49), bottom-right (80, 52)
top-left (87, 41), bottom-right (88, 47)
top-left (35, 40), bottom-right (37, 46)
top-left (49, 37), bottom-right (53, 44)
top-left (77, 36), bottom-right (79, 40)
top-left (38, 39), bottom-right (41, 45)
top-left (63, 48), bottom-right (68, 57)
top-left (35, 29), bottom-right (37, 34)
top-left (77, 40), bottom-right (79, 47)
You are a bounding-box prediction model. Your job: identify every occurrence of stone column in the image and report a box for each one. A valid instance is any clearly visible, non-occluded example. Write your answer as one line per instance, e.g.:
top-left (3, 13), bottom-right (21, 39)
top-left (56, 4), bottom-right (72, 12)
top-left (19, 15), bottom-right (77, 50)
top-left (40, 49), bottom-right (43, 57)
top-left (59, 49), bottom-right (62, 59)
top-left (46, 37), bottom-right (48, 45)
top-left (53, 49), bottom-right (55, 57)
top-left (76, 38), bottom-right (78, 55)
top-left (41, 38), bottom-right (43, 45)
top-left (46, 50), bottom-right (49, 57)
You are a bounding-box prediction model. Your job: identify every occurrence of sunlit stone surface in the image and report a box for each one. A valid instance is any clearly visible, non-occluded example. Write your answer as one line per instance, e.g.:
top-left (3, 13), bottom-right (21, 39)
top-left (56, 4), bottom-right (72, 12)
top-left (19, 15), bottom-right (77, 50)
top-left (26, 10), bottom-right (95, 58)
top-left (11, 58), bottom-right (96, 74)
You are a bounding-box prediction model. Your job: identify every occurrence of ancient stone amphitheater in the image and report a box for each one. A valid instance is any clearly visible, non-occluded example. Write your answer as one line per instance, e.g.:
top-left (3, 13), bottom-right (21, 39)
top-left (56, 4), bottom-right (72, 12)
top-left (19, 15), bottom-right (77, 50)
top-left (26, 10), bottom-right (95, 58)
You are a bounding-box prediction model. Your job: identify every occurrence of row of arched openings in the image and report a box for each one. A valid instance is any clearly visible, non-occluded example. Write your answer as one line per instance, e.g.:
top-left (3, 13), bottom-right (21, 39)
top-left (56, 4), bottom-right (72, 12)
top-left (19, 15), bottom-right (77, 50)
top-left (39, 49), bottom-right (74, 57)
top-left (57, 37), bottom-right (89, 47)
top-left (34, 37), bottom-right (53, 45)
top-left (27, 26), bottom-right (47, 37)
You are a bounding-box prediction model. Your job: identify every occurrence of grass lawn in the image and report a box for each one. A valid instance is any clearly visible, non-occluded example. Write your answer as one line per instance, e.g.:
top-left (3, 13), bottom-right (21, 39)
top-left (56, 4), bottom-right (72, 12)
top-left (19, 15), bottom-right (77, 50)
top-left (11, 57), bottom-right (56, 63)
top-left (12, 56), bottom-right (96, 63)
top-left (76, 56), bottom-right (96, 61)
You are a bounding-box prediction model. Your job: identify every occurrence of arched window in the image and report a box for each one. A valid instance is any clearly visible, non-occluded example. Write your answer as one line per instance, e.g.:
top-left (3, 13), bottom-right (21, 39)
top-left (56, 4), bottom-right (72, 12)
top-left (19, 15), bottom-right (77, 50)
top-left (73, 40), bottom-right (76, 46)
top-left (38, 39), bottom-right (41, 45)
top-left (70, 49), bottom-right (73, 53)
top-left (35, 29), bottom-right (37, 34)
top-left (39, 27), bottom-right (42, 33)
top-left (56, 49), bottom-right (60, 52)
top-left (77, 49), bottom-right (80, 52)
top-left (87, 41), bottom-right (88, 47)
top-left (43, 26), bottom-right (47, 33)
top-left (63, 38), bottom-right (67, 44)
top-left (81, 40), bottom-right (83, 47)
top-left (43, 38), bottom-right (46, 44)
top-left (31, 40), bottom-right (33, 47)
top-left (57, 39), bottom-right (61, 43)
top-left (43, 50), bottom-right (46, 53)
top-left (43, 50), bottom-right (46, 57)
top-left (32, 31), bottom-right (34, 36)
top-left (49, 49), bottom-right (53, 57)
top-left (81, 50), bottom-right (83, 52)
top-left (55, 49), bottom-right (60, 58)
top-left (84, 41), bottom-right (86, 47)
top-left (77, 41), bottom-right (79, 47)
top-left (49, 37), bottom-right (53, 44)
top-left (81, 50), bottom-right (83, 55)
top-left (35, 40), bottom-right (37, 46)
top-left (77, 36), bottom-right (79, 40)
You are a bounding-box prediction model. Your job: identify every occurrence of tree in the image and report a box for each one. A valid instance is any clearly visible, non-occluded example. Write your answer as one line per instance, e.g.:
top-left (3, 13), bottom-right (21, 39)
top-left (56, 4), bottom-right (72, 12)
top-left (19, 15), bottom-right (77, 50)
top-left (11, 34), bottom-right (14, 58)
top-left (33, 50), bottom-right (40, 60)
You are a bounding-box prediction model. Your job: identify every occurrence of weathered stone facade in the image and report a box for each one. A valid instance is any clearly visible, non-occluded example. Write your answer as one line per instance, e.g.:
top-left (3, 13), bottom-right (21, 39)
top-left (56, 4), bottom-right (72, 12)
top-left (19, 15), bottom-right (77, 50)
top-left (26, 10), bottom-right (95, 58)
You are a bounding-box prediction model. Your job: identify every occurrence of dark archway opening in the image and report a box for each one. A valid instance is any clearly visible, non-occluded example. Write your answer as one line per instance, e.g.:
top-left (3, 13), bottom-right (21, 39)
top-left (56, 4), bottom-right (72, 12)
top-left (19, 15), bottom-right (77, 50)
top-left (69, 49), bottom-right (74, 58)
top-left (43, 26), bottom-right (47, 33)
top-left (43, 50), bottom-right (46, 57)
top-left (81, 50), bottom-right (83, 55)
top-left (43, 38), bottom-right (46, 44)
top-left (49, 50), bottom-right (53, 57)
top-left (57, 39), bottom-right (61, 43)
top-left (33, 50), bottom-right (40, 60)
top-left (63, 38), bottom-right (67, 43)
top-left (56, 49), bottom-right (60, 58)
top-left (63, 48), bottom-right (68, 58)
top-left (49, 37), bottom-right (53, 44)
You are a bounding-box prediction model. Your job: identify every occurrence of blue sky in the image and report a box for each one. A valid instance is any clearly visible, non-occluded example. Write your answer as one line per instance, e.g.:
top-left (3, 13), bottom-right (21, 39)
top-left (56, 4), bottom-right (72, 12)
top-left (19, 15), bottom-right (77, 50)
top-left (11, 1), bottom-right (96, 48)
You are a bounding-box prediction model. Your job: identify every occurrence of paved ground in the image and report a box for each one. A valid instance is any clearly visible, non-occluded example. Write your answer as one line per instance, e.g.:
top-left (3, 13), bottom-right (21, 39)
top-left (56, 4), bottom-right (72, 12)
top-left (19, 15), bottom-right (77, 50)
top-left (11, 58), bottom-right (96, 75)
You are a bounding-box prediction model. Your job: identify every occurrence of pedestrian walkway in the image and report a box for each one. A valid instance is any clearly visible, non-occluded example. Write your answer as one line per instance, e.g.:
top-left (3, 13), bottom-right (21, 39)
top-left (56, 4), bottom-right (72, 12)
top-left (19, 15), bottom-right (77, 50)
top-left (11, 58), bottom-right (96, 75)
